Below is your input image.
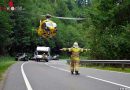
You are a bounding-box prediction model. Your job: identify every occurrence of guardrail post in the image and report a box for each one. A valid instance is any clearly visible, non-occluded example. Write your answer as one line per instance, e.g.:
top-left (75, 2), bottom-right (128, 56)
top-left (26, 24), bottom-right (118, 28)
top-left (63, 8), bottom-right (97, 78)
top-left (121, 63), bottom-right (125, 70)
top-left (102, 63), bottom-right (105, 68)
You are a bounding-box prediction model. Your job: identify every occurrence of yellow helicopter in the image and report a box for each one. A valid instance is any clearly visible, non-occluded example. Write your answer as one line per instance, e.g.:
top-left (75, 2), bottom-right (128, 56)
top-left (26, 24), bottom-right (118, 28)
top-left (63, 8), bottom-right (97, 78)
top-left (37, 14), bottom-right (57, 38)
top-left (36, 14), bottom-right (85, 38)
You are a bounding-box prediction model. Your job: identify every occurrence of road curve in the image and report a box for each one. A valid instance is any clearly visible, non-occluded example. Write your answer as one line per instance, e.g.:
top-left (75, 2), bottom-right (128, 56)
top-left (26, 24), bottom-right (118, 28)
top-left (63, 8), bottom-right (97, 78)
top-left (3, 60), bottom-right (130, 90)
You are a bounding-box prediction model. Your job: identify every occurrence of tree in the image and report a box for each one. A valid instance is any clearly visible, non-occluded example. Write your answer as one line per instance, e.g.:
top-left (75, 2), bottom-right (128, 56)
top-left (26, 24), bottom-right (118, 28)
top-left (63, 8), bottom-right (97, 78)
top-left (0, 2), bottom-right (11, 55)
top-left (83, 0), bottom-right (130, 59)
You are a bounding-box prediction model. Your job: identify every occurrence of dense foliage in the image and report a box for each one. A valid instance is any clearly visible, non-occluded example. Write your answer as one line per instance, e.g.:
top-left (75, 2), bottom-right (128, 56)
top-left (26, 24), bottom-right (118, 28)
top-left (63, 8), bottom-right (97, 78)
top-left (84, 0), bottom-right (130, 59)
top-left (0, 0), bottom-right (130, 59)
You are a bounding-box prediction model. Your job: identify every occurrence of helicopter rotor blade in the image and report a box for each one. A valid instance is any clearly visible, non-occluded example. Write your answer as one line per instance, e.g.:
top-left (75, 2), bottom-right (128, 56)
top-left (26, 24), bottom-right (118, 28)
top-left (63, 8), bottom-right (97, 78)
top-left (40, 14), bottom-right (85, 20)
top-left (11, 11), bottom-right (85, 20)
top-left (51, 16), bottom-right (85, 20)
top-left (41, 15), bottom-right (46, 16)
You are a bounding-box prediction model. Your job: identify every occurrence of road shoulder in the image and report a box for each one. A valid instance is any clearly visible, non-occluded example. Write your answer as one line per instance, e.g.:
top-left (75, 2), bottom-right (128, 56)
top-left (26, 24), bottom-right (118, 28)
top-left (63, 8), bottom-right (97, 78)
top-left (0, 67), bottom-right (10, 90)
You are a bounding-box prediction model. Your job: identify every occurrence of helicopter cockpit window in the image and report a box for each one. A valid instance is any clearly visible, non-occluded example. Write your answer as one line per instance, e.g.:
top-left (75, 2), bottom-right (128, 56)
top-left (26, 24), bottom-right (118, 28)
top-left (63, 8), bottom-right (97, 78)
top-left (53, 23), bottom-right (57, 28)
top-left (45, 22), bottom-right (57, 28)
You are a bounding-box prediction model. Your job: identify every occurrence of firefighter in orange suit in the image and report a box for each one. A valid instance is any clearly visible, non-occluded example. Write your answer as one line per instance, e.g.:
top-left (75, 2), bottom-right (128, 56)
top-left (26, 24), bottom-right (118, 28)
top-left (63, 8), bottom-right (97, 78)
top-left (60, 42), bottom-right (90, 75)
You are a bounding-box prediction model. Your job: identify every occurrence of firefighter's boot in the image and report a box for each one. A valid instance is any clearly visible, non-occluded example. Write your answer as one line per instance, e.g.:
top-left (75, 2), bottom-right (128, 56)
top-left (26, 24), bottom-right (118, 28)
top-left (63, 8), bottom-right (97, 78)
top-left (71, 70), bottom-right (74, 75)
top-left (75, 71), bottom-right (80, 75)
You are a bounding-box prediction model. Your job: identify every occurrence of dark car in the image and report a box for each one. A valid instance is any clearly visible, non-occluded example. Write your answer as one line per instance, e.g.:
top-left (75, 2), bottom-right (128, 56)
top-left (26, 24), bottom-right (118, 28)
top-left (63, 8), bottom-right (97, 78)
top-left (15, 53), bottom-right (28, 61)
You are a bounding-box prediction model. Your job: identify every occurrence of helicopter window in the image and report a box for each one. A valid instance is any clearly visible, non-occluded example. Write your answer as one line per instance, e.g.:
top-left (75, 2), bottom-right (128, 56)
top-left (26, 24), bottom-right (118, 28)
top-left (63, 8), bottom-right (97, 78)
top-left (45, 22), bottom-right (53, 27)
top-left (45, 22), bottom-right (57, 28)
top-left (53, 23), bottom-right (57, 27)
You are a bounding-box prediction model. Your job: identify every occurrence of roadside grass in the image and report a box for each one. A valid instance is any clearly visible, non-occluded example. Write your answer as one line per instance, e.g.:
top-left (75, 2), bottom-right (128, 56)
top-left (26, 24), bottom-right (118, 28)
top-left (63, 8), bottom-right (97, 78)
top-left (0, 56), bottom-right (16, 80)
top-left (82, 65), bottom-right (130, 73)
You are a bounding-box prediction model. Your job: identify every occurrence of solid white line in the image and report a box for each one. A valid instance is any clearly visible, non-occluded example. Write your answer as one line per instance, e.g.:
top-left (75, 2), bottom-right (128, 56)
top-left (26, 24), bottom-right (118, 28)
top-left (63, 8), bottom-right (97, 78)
top-left (21, 62), bottom-right (33, 90)
top-left (87, 76), bottom-right (130, 89)
top-left (45, 63), bottom-right (130, 89)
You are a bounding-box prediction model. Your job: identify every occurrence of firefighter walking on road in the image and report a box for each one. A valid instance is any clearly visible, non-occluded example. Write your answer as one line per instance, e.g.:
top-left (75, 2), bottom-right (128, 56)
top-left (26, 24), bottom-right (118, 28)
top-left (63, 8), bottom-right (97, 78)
top-left (60, 42), bottom-right (90, 75)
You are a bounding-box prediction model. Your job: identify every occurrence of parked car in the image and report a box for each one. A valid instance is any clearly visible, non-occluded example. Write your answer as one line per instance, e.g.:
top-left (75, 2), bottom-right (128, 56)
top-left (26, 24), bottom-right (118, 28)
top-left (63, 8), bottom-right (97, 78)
top-left (15, 53), bottom-right (28, 61)
top-left (52, 55), bottom-right (59, 60)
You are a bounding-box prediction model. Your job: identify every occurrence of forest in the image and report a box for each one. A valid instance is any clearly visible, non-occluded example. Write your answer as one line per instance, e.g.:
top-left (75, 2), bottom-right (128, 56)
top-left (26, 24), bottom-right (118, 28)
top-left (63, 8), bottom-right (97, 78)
top-left (0, 0), bottom-right (130, 59)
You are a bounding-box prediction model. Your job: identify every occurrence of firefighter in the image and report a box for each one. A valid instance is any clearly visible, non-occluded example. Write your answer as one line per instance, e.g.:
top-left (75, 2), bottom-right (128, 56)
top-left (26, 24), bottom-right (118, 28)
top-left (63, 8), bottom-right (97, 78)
top-left (60, 42), bottom-right (90, 75)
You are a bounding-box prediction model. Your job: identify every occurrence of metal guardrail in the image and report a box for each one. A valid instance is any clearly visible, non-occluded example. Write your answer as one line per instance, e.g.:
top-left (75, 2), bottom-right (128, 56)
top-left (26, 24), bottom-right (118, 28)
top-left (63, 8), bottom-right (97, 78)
top-left (67, 60), bottom-right (130, 70)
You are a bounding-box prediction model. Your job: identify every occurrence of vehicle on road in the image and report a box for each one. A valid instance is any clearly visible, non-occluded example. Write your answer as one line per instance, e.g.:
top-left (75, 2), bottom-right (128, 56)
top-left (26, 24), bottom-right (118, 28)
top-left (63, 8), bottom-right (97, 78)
top-left (15, 53), bottom-right (28, 61)
top-left (34, 46), bottom-right (51, 62)
top-left (52, 54), bottom-right (59, 60)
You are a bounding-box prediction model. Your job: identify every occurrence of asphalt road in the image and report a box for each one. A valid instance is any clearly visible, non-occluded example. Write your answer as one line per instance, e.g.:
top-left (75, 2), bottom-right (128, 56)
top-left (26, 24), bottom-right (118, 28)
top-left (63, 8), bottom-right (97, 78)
top-left (3, 60), bottom-right (130, 90)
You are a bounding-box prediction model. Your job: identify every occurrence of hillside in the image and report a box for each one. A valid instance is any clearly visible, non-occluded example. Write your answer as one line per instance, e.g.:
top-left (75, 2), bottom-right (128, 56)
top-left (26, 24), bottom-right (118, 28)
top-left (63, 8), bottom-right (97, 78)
top-left (0, 0), bottom-right (130, 59)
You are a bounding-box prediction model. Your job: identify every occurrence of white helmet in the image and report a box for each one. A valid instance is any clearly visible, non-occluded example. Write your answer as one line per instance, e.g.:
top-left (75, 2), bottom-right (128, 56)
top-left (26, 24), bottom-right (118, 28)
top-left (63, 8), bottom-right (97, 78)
top-left (73, 42), bottom-right (79, 48)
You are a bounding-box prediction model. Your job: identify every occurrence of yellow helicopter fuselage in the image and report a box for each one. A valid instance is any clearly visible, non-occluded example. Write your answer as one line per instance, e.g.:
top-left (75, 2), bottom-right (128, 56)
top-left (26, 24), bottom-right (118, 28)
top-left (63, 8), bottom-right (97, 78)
top-left (37, 19), bottom-right (57, 38)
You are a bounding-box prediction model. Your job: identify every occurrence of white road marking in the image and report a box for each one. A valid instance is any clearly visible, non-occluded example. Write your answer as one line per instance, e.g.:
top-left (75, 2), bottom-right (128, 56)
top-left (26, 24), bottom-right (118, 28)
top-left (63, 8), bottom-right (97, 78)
top-left (21, 62), bottom-right (33, 90)
top-left (45, 63), bottom-right (70, 72)
top-left (87, 76), bottom-right (130, 89)
top-left (48, 61), bottom-right (68, 66)
top-left (45, 63), bottom-right (130, 89)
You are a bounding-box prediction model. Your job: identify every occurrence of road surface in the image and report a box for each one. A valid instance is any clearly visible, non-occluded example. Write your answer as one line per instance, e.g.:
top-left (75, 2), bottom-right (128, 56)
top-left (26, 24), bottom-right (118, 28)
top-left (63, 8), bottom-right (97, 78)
top-left (3, 60), bottom-right (130, 90)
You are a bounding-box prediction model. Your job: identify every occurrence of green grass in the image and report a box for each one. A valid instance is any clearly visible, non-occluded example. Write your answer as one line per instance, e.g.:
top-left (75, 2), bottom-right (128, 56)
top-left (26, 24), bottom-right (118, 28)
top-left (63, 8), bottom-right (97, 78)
top-left (82, 65), bottom-right (130, 73)
top-left (0, 56), bottom-right (16, 80)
